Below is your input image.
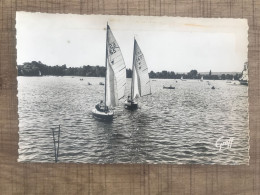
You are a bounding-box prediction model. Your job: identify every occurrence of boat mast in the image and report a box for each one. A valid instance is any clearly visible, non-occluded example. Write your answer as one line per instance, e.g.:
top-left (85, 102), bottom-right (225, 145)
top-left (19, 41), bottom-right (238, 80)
top-left (130, 38), bottom-right (136, 100)
top-left (104, 23), bottom-right (108, 108)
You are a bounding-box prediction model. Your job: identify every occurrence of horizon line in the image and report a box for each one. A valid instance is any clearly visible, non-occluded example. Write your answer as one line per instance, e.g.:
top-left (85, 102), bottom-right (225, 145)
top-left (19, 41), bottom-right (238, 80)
top-left (18, 61), bottom-right (242, 73)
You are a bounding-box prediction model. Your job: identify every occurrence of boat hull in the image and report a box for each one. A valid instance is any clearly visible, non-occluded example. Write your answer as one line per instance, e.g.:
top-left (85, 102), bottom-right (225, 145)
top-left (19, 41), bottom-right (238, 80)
top-left (124, 100), bottom-right (138, 110)
top-left (163, 86), bottom-right (175, 89)
top-left (92, 108), bottom-right (114, 120)
top-left (239, 80), bottom-right (248, 86)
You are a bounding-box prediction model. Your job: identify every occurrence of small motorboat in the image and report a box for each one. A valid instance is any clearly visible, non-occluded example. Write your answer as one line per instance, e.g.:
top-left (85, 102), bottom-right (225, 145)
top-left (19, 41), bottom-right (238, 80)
top-left (99, 82), bottom-right (104, 85)
top-left (211, 86), bottom-right (215, 89)
top-left (163, 85), bottom-right (175, 89)
top-left (80, 78), bottom-right (83, 81)
top-left (88, 82), bottom-right (92, 85)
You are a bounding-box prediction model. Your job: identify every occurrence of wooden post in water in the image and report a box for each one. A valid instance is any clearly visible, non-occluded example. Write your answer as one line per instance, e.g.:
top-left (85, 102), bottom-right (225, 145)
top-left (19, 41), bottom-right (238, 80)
top-left (51, 125), bottom-right (61, 163)
top-left (51, 127), bottom-right (57, 162)
top-left (57, 125), bottom-right (61, 161)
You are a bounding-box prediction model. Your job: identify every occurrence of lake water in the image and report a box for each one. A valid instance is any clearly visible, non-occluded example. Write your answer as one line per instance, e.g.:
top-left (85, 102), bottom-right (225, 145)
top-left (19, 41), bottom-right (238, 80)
top-left (18, 76), bottom-right (249, 164)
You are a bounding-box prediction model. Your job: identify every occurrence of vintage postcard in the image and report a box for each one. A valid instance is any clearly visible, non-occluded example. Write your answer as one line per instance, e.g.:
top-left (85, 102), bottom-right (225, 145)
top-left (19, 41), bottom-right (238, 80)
top-left (16, 12), bottom-right (249, 164)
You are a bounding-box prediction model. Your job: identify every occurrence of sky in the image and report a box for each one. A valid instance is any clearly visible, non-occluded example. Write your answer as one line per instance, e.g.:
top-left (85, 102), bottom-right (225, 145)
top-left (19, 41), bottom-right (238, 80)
top-left (16, 12), bottom-right (248, 73)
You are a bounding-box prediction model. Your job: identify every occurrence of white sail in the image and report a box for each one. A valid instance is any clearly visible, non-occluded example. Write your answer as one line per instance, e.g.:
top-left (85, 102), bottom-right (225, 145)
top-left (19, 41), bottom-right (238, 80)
top-left (131, 39), bottom-right (151, 98)
top-left (131, 64), bottom-right (139, 99)
top-left (201, 76), bottom-right (203, 81)
top-left (240, 63), bottom-right (248, 81)
top-left (105, 25), bottom-right (126, 108)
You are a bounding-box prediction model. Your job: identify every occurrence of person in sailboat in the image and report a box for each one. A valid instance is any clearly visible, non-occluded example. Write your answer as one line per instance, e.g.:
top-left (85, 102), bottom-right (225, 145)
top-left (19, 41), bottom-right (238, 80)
top-left (95, 100), bottom-right (102, 111)
top-left (95, 100), bottom-right (108, 112)
top-left (127, 96), bottom-right (131, 103)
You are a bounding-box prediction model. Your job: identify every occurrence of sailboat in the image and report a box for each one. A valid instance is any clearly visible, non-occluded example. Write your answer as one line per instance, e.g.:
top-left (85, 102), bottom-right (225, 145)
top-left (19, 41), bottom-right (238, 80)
top-left (200, 76), bottom-right (203, 81)
top-left (92, 24), bottom-right (126, 120)
top-left (239, 62), bottom-right (248, 86)
top-left (124, 38), bottom-right (151, 110)
top-left (180, 76), bottom-right (186, 81)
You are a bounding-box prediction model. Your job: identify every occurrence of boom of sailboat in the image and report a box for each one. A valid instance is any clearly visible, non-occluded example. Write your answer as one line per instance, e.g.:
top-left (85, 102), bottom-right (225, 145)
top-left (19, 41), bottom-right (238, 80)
top-left (91, 24), bottom-right (151, 120)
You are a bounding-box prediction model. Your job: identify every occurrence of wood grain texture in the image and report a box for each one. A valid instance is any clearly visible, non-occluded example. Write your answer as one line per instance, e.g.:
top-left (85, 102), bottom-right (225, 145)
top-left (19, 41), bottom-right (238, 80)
top-left (0, 0), bottom-right (259, 194)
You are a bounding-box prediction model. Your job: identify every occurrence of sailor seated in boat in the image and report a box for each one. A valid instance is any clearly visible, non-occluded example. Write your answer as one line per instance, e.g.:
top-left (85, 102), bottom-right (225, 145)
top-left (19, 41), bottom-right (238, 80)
top-left (127, 96), bottom-right (132, 103)
top-left (96, 100), bottom-right (105, 112)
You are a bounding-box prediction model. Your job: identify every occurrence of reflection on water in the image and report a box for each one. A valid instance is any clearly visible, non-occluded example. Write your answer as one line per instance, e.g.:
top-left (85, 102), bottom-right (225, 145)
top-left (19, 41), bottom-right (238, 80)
top-left (18, 76), bottom-right (249, 164)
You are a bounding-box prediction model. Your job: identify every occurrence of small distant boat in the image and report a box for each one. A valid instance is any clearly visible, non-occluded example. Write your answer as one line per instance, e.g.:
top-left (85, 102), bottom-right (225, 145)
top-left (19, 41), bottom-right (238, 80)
top-left (239, 62), bottom-right (248, 86)
top-left (92, 23), bottom-right (126, 120)
top-left (181, 76), bottom-right (186, 81)
top-left (99, 82), bottom-right (104, 85)
top-left (80, 78), bottom-right (83, 81)
top-left (124, 38), bottom-right (151, 110)
top-left (163, 85), bottom-right (175, 89)
top-left (200, 76), bottom-right (203, 81)
top-left (211, 86), bottom-right (215, 89)
top-left (88, 82), bottom-right (92, 85)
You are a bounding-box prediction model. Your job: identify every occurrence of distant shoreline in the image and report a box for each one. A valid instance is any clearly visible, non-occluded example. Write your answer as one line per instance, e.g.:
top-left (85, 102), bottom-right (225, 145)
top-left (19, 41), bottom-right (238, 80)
top-left (17, 75), bottom-right (241, 81)
top-left (17, 61), bottom-right (242, 80)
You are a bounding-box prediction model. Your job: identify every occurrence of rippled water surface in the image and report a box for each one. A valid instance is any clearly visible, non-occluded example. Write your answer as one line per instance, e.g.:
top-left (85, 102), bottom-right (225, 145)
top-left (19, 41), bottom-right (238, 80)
top-left (18, 76), bottom-right (249, 164)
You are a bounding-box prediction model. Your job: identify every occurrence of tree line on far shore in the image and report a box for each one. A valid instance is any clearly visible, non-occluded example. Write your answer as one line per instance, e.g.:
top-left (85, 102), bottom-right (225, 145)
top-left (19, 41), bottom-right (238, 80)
top-left (17, 61), bottom-right (241, 80)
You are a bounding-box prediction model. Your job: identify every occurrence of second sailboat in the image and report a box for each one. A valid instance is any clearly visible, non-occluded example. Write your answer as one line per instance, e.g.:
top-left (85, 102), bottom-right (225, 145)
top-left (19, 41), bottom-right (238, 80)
top-left (125, 38), bottom-right (151, 110)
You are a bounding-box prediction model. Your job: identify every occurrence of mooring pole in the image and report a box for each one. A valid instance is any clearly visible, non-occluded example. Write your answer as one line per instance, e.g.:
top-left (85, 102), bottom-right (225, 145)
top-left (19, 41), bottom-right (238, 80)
top-left (52, 128), bottom-right (57, 162)
top-left (57, 125), bottom-right (61, 162)
top-left (51, 125), bottom-right (61, 163)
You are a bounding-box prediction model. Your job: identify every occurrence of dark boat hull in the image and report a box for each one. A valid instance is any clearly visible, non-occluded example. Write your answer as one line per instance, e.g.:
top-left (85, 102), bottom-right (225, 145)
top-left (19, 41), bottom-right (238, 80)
top-left (239, 80), bottom-right (248, 86)
top-left (163, 86), bottom-right (175, 89)
top-left (92, 108), bottom-right (114, 120)
top-left (124, 101), bottom-right (138, 110)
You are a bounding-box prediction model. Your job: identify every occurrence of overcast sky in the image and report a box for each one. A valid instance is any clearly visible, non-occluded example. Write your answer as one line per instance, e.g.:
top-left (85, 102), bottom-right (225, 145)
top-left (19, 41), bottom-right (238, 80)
top-left (16, 12), bottom-right (248, 72)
